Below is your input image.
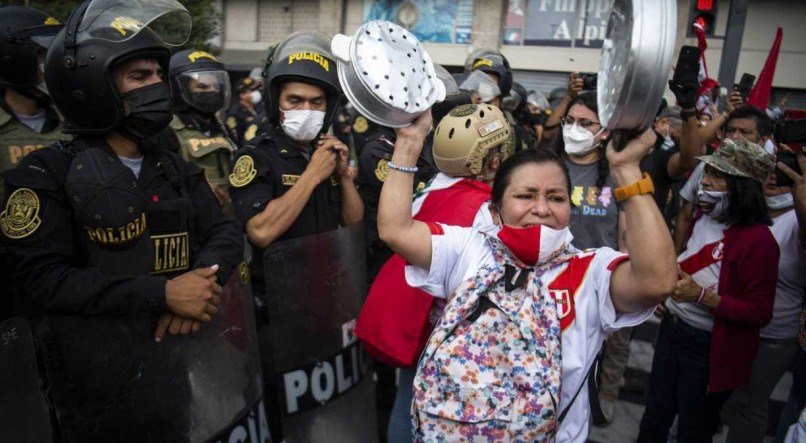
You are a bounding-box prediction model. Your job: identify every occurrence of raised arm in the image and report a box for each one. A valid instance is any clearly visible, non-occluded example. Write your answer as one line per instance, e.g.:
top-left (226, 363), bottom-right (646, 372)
top-left (607, 130), bottom-right (678, 313)
top-left (377, 111), bottom-right (434, 270)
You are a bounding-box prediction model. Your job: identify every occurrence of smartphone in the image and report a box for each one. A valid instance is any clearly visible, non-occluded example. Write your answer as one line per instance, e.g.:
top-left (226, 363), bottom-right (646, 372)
top-left (776, 151), bottom-right (802, 187)
top-left (580, 72), bottom-right (597, 91)
top-left (735, 73), bottom-right (756, 101)
top-left (672, 46), bottom-right (700, 85)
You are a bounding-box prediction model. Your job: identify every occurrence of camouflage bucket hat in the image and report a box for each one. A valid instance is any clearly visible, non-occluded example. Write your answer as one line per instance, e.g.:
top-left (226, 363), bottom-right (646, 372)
top-left (696, 139), bottom-right (775, 183)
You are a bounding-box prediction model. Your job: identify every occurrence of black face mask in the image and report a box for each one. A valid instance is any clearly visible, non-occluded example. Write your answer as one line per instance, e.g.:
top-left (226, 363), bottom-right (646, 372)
top-left (190, 91), bottom-right (224, 115)
top-left (118, 82), bottom-right (173, 143)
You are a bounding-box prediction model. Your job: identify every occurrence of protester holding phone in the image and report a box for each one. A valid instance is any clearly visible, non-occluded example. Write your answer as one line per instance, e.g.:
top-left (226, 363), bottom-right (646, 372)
top-left (639, 139), bottom-right (780, 442)
top-left (720, 145), bottom-right (806, 442)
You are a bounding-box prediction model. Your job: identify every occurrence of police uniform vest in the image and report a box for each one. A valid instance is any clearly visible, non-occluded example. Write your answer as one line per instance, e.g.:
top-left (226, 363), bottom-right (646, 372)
top-left (59, 139), bottom-right (198, 278)
top-left (229, 127), bottom-right (342, 294)
top-left (169, 114), bottom-right (236, 187)
top-left (0, 105), bottom-right (67, 202)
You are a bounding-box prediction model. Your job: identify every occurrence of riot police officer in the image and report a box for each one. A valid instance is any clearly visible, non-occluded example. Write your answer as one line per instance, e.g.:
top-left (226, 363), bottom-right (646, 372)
top-left (1, 1), bottom-right (259, 441)
top-left (229, 31), bottom-right (363, 287)
top-left (226, 77), bottom-right (264, 147)
top-left (0, 5), bottom-right (67, 320)
top-left (228, 31), bottom-right (364, 440)
top-left (463, 49), bottom-right (532, 153)
top-left (165, 49), bottom-right (237, 206)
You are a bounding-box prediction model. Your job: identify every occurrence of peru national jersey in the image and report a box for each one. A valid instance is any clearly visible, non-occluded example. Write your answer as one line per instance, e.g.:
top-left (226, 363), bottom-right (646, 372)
top-left (406, 224), bottom-right (653, 442)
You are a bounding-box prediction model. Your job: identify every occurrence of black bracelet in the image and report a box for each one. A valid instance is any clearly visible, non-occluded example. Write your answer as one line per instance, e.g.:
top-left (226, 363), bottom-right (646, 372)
top-left (680, 109), bottom-right (698, 120)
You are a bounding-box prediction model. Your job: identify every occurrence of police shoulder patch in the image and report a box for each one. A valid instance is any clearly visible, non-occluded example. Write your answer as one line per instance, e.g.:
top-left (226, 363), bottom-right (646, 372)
top-left (0, 188), bottom-right (42, 239)
top-left (353, 116), bottom-right (369, 134)
top-left (374, 159), bottom-right (389, 182)
top-left (229, 155), bottom-right (258, 188)
top-left (244, 124), bottom-right (258, 141)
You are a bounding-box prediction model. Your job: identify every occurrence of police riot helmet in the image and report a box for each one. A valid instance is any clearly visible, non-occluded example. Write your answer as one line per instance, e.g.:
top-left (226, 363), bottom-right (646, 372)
top-left (0, 6), bottom-right (63, 90)
top-left (503, 81), bottom-right (530, 121)
top-left (432, 104), bottom-right (510, 179)
top-left (262, 31), bottom-right (341, 130)
top-left (45, 0), bottom-right (191, 134)
top-left (169, 49), bottom-right (231, 115)
top-left (463, 48), bottom-right (513, 97)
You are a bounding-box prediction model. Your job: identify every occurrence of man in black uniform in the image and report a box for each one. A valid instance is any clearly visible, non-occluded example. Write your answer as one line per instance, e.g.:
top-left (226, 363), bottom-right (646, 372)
top-left (1, 1), bottom-right (246, 440)
top-left (228, 31), bottom-right (363, 441)
top-left (229, 31), bottom-right (363, 286)
top-left (226, 77), bottom-right (264, 147)
top-left (0, 5), bottom-right (66, 320)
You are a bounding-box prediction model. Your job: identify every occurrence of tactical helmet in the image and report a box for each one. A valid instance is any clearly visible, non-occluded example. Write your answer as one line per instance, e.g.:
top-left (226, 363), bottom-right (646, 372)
top-left (262, 31), bottom-right (341, 131)
top-left (169, 49), bottom-right (231, 115)
top-left (433, 104), bottom-right (510, 178)
top-left (44, 0), bottom-right (191, 134)
top-left (463, 49), bottom-right (513, 97)
top-left (0, 6), bottom-right (63, 89)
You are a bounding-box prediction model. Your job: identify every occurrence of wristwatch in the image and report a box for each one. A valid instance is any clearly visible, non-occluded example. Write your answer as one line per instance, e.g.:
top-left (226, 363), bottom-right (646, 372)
top-left (615, 173), bottom-right (654, 202)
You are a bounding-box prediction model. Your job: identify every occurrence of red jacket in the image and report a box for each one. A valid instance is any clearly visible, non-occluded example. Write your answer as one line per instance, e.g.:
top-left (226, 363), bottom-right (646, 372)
top-left (708, 223), bottom-right (779, 392)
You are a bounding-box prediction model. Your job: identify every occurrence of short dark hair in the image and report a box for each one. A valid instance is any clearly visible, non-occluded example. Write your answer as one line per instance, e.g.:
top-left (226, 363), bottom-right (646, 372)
top-left (492, 148), bottom-right (572, 209)
top-left (716, 174), bottom-right (772, 226)
top-left (726, 106), bottom-right (773, 139)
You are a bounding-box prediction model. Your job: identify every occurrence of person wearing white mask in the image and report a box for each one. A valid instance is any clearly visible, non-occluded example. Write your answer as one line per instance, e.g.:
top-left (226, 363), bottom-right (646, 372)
top-left (639, 139), bottom-right (780, 442)
top-left (556, 92), bottom-right (622, 253)
top-left (227, 31), bottom-right (363, 441)
top-left (225, 77), bottom-right (266, 147)
top-left (378, 109), bottom-right (677, 442)
top-left (721, 147), bottom-right (806, 443)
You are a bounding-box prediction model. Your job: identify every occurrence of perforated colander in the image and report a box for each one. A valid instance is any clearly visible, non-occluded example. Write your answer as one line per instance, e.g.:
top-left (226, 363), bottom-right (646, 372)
top-left (332, 20), bottom-right (445, 128)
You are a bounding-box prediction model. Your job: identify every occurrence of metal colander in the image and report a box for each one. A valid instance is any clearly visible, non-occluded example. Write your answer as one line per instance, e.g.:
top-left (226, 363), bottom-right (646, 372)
top-left (332, 20), bottom-right (445, 128)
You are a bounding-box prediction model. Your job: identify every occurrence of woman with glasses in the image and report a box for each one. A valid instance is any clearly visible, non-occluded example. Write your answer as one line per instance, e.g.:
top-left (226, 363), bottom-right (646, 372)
top-left (638, 139), bottom-right (779, 442)
top-left (556, 92), bottom-right (623, 253)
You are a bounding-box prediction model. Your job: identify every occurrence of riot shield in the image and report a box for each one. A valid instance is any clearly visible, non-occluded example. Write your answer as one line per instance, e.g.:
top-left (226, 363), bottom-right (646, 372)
top-left (0, 317), bottom-right (52, 442)
top-left (38, 264), bottom-right (268, 443)
top-left (261, 223), bottom-right (377, 443)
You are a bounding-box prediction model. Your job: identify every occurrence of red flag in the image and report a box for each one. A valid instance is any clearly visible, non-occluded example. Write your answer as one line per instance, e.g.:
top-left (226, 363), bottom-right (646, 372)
top-left (692, 21), bottom-right (709, 83)
top-left (747, 27), bottom-right (783, 110)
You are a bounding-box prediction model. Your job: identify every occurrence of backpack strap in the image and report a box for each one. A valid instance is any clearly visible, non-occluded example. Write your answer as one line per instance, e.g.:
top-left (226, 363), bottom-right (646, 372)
top-left (557, 339), bottom-right (605, 423)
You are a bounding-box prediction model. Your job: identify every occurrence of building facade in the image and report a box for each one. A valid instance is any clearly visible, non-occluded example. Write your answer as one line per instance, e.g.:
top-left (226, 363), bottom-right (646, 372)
top-left (217, 0), bottom-right (806, 106)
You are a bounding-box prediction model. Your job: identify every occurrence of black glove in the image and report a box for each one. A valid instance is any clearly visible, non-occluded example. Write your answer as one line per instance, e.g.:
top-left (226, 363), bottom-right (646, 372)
top-left (668, 79), bottom-right (698, 110)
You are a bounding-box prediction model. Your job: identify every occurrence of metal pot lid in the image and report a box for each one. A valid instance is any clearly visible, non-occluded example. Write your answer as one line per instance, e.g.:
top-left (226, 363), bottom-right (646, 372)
top-left (332, 21), bottom-right (445, 124)
top-left (597, 0), bottom-right (676, 130)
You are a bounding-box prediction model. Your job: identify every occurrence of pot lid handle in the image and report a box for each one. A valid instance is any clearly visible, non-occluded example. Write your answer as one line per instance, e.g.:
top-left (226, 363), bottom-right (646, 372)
top-left (331, 34), bottom-right (351, 63)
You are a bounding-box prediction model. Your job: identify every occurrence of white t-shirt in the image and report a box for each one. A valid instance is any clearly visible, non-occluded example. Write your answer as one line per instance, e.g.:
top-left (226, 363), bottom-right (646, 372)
top-left (762, 209), bottom-right (806, 339)
top-left (680, 161), bottom-right (706, 203)
top-left (405, 224), bottom-right (653, 442)
top-left (667, 215), bottom-right (727, 331)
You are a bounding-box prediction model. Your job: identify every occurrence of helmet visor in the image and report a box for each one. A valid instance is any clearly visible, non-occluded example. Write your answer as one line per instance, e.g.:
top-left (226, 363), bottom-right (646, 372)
top-left (502, 88), bottom-right (522, 112)
top-left (459, 70), bottom-right (501, 102)
top-left (434, 64), bottom-right (459, 96)
top-left (526, 90), bottom-right (549, 110)
top-left (177, 70), bottom-right (231, 114)
top-left (77, 0), bottom-right (191, 46)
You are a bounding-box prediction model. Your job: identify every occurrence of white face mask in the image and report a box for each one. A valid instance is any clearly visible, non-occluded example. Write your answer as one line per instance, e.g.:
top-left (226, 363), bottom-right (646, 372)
top-left (281, 109), bottom-right (325, 143)
top-left (697, 188), bottom-right (729, 219)
top-left (562, 123), bottom-right (599, 156)
top-left (249, 90), bottom-right (262, 105)
top-left (766, 193), bottom-right (794, 210)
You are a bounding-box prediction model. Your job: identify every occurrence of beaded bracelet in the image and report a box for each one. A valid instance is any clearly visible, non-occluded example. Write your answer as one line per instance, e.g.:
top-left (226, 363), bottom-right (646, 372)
top-left (387, 161), bottom-right (418, 174)
top-left (697, 287), bottom-right (707, 304)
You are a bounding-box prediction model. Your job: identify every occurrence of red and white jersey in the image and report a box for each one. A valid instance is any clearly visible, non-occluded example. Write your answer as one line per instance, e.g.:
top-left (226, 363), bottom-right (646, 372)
top-left (405, 224), bottom-right (653, 442)
top-left (667, 215), bottom-right (728, 331)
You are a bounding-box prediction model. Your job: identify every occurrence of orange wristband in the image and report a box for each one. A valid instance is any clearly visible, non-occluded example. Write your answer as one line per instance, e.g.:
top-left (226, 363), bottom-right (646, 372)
top-left (614, 173), bottom-right (654, 202)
